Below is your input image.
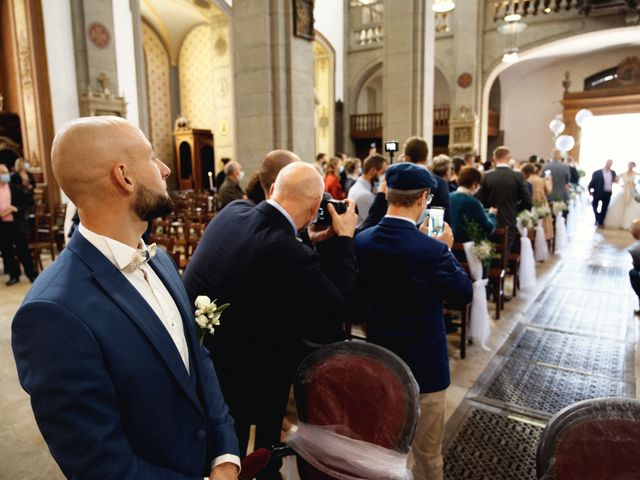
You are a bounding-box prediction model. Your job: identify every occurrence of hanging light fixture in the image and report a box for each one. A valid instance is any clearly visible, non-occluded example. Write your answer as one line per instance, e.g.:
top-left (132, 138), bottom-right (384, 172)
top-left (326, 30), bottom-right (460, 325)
top-left (432, 0), bottom-right (455, 13)
top-left (502, 49), bottom-right (519, 63)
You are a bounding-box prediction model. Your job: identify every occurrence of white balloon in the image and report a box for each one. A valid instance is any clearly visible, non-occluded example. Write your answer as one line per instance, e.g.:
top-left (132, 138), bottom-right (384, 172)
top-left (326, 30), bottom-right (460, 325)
top-left (549, 118), bottom-right (565, 136)
top-left (555, 134), bottom-right (575, 152)
top-left (575, 109), bottom-right (593, 128)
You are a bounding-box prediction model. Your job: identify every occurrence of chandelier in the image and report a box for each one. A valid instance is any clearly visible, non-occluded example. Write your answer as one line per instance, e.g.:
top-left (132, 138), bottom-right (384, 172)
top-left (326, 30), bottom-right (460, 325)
top-left (432, 0), bottom-right (455, 13)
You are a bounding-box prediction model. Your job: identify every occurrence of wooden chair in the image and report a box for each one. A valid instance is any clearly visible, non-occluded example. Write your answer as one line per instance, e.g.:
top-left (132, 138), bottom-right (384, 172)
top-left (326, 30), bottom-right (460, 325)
top-left (446, 243), bottom-right (473, 359)
top-left (29, 204), bottom-right (57, 272)
top-left (488, 227), bottom-right (508, 320)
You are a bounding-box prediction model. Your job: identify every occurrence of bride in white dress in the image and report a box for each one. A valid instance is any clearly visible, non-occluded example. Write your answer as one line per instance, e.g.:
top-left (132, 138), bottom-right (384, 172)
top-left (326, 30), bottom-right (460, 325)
top-left (604, 162), bottom-right (640, 229)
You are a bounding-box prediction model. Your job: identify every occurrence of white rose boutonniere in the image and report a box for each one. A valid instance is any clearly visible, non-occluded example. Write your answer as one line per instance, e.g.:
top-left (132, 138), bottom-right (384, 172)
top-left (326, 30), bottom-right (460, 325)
top-left (193, 295), bottom-right (230, 344)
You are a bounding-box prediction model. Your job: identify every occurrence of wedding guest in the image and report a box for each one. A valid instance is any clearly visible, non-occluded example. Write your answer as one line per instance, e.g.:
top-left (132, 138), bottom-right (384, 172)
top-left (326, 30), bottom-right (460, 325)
top-left (476, 146), bottom-right (533, 255)
top-left (259, 149), bottom-right (300, 198)
top-left (521, 163), bottom-right (554, 242)
top-left (588, 159), bottom-right (617, 227)
top-left (432, 154), bottom-right (455, 193)
top-left (568, 157), bottom-right (580, 185)
top-left (355, 162), bottom-right (472, 480)
top-left (314, 152), bottom-right (327, 174)
top-left (463, 152), bottom-right (475, 167)
top-left (12, 116), bottom-right (240, 479)
top-left (541, 149), bottom-right (571, 202)
top-left (348, 154), bottom-right (387, 227)
top-left (216, 157), bottom-right (232, 190)
top-left (324, 157), bottom-right (346, 200)
top-left (450, 157), bottom-right (466, 190)
top-left (245, 172), bottom-right (265, 205)
top-left (343, 158), bottom-right (360, 195)
top-left (404, 136), bottom-right (451, 224)
top-left (218, 161), bottom-right (245, 210)
top-left (183, 161), bottom-right (358, 462)
top-left (12, 158), bottom-right (36, 191)
top-left (628, 219), bottom-right (640, 315)
top-left (450, 167), bottom-right (497, 243)
top-left (0, 164), bottom-right (37, 285)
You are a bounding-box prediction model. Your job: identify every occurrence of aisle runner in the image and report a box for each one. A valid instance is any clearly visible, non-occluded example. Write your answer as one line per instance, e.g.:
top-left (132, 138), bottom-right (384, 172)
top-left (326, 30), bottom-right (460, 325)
top-left (442, 263), bottom-right (636, 480)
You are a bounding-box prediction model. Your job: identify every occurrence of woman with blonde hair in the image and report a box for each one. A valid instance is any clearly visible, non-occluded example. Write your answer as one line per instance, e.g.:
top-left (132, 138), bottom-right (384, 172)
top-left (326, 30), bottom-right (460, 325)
top-left (521, 163), bottom-right (553, 241)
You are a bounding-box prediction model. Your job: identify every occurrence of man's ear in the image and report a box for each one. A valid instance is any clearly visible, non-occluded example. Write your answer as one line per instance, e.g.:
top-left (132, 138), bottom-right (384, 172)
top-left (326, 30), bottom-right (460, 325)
top-left (269, 183), bottom-right (275, 197)
top-left (111, 164), bottom-right (134, 193)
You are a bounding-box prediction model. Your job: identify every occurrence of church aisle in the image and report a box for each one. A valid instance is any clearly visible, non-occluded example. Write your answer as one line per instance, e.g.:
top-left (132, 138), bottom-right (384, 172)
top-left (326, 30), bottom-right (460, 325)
top-left (443, 204), bottom-right (637, 479)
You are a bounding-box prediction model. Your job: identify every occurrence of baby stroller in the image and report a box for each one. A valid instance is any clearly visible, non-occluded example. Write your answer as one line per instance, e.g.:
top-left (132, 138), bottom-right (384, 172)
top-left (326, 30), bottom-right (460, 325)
top-left (240, 341), bottom-right (420, 480)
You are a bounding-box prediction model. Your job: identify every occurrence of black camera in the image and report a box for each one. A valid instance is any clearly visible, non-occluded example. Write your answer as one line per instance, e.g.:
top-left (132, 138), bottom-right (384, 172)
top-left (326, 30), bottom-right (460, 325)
top-left (315, 194), bottom-right (348, 227)
top-left (384, 141), bottom-right (399, 153)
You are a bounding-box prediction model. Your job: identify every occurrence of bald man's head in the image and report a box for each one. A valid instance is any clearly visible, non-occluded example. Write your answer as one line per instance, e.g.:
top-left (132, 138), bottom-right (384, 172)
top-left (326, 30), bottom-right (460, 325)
top-left (51, 116), bottom-right (172, 221)
top-left (259, 150), bottom-right (300, 196)
top-left (273, 162), bottom-right (323, 199)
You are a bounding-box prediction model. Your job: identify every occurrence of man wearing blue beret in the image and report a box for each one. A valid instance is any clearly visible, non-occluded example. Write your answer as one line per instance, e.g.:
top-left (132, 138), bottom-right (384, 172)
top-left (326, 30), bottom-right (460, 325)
top-left (354, 162), bottom-right (473, 480)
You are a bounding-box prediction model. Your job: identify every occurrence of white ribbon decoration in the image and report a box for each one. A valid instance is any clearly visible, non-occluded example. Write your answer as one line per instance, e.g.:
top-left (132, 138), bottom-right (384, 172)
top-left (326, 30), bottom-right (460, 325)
top-left (516, 222), bottom-right (536, 290)
top-left (555, 214), bottom-right (568, 250)
top-left (534, 222), bottom-right (549, 262)
top-left (463, 242), bottom-right (491, 350)
top-left (286, 422), bottom-right (413, 480)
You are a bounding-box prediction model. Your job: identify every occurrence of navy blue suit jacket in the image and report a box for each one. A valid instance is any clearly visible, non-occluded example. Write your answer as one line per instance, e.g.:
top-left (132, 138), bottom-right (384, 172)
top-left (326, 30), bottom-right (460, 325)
top-left (355, 218), bottom-right (473, 393)
top-left (12, 233), bottom-right (239, 479)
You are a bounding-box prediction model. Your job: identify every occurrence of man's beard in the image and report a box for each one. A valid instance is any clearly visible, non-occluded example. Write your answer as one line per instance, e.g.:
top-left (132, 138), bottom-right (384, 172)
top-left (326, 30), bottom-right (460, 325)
top-left (133, 184), bottom-right (174, 221)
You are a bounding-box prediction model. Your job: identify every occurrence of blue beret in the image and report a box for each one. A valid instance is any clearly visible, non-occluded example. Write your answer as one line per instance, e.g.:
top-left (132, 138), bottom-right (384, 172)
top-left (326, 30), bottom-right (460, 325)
top-left (385, 162), bottom-right (437, 193)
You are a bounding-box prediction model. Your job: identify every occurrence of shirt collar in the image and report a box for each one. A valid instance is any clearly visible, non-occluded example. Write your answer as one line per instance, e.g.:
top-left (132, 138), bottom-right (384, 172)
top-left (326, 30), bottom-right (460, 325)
top-left (456, 186), bottom-right (475, 196)
top-left (266, 199), bottom-right (297, 234)
top-left (78, 224), bottom-right (148, 272)
top-left (495, 164), bottom-right (510, 169)
top-left (384, 214), bottom-right (418, 226)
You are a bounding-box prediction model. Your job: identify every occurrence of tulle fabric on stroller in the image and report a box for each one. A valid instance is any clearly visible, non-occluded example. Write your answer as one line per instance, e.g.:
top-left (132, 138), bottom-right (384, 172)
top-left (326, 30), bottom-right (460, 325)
top-left (240, 341), bottom-right (420, 480)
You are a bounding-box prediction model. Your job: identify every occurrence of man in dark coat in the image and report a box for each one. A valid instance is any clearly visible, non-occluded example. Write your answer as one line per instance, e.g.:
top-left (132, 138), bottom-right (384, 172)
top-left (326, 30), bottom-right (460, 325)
top-left (588, 159), bottom-right (616, 227)
top-left (183, 161), bottom-right (358, 464)
top-left (355, 162), bottom-right (472, 480)
top-left (476, 146), bottom-right (533, 254)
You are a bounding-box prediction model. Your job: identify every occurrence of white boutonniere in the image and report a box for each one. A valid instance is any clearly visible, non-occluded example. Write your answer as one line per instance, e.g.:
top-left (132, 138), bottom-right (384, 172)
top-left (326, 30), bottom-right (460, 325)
top-left (194, 295), bottom-right (230, 344)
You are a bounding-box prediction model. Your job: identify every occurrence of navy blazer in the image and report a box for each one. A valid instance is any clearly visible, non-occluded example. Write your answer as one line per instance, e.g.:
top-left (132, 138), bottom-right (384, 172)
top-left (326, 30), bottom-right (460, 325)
top-left (12, 233), bottom-right (239, 479)
top-left (588, 169), bottom-right (617, 197)
top-left (355, 217), bottom-right (473, 393)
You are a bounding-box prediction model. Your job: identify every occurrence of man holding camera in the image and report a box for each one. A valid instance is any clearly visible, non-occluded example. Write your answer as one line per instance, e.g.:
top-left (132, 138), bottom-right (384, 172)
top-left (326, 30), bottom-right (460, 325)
top-left (183, 161), bottom-right (358, 466)
top-left (355, 163), bottom-right (472, 480)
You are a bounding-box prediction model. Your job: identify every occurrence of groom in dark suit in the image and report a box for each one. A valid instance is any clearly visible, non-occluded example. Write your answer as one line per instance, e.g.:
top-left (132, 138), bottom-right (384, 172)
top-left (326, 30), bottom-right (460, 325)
top-left (12, 117), bottom-right (240, 479)
top-left (588, 159), bottom-right (616, 227)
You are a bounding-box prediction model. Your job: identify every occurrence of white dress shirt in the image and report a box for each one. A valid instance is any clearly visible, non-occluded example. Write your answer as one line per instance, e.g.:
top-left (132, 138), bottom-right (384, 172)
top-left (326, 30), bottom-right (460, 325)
top-left (77, 225), bottom-right (240, 475)
top-left (348, 176), bottom-right (375, 227)
top-left (603, 169), bottom-right (613, 192)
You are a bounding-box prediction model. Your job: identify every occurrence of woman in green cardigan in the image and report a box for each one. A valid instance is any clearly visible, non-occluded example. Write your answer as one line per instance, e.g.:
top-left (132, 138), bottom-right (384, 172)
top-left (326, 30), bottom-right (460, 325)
top-left (450, 167), bottom-right (497, 243)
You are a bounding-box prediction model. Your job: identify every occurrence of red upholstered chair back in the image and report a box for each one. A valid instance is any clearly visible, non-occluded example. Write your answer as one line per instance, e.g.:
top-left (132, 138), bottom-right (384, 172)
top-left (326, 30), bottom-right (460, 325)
top-left (536, 397), bottom-right (640, 479)
top-left (293, 341), bottom-right (419, 480)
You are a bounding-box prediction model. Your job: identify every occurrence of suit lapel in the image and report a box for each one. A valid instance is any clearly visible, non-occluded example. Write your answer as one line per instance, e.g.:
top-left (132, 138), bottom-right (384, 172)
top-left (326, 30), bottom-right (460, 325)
top-left (68, 234), bottom-right (202, 413)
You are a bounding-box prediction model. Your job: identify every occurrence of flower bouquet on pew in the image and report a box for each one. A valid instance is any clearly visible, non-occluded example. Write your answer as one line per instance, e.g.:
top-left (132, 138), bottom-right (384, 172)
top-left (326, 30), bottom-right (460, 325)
top-left (194, 295), bottom-right (230, 344)
top-left (517, 210), bottom-right (538, 230)
top-left (464, 217), bottom-right (500, 265)
top-left (534, 204), bottom-right (551, 219)
top-left (551, 200), bottom-right (568, 216)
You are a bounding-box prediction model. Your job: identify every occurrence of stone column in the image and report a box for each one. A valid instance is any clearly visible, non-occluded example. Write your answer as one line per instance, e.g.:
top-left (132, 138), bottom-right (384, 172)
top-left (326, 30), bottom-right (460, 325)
top-left (382, 0), bottom-right (435, 159)
top-left (232, 0), bottom-right (315, 174)
top-left (448, 1), bottom-right (484, 154)
top-left (70, 0), bottom-right (119, 98)
top-left (129, 0), bottom-right (149, 136)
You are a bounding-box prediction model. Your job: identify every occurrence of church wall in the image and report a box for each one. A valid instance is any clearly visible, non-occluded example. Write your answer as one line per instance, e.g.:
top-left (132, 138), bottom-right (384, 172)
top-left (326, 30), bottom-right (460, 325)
top-left (500, 46), bottom-right (640, 161)
top-left (42, 0), bottom-right (79, 133)
top-left (112, 0), bottom-right (139, 127)
top-left (314, 0), bottom-right (344, 101)
top-left (141, 23), bottom-right (173, 176)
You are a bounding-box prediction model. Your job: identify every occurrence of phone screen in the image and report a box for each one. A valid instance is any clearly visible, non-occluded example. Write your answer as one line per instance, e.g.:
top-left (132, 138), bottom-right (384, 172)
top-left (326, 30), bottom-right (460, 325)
top-left (429, 207), bottom-right (445, 236)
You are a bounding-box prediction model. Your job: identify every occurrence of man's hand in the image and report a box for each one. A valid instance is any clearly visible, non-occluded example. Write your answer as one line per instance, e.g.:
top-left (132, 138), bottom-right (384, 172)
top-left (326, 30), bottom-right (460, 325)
top-left (308, 224), bottom-right (335, 245)
top-left (489, 207), bottom-right (498, 215)
top-left (418, 215), bottom-right (430, 235)
top-left (328, 199), bottom-right (357, 238)
top-left (209, 462), bottom-right (238, 480)
top-left (435, 222), bottom-right (454, 249)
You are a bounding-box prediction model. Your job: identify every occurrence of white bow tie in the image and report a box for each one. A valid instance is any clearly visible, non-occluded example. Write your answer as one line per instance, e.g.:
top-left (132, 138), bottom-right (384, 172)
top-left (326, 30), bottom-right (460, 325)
top-left (123, 243), bottom-right (157, 273)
